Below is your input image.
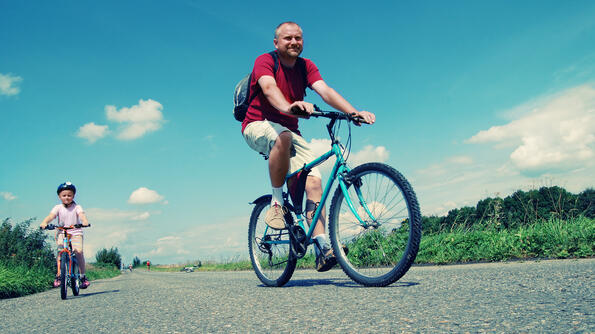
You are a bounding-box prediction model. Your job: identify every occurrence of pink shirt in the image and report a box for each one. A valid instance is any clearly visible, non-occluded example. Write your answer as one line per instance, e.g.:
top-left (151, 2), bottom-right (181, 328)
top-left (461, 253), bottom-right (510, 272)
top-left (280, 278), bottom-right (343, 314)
top-left (50, 203), bottom-right (84, 236)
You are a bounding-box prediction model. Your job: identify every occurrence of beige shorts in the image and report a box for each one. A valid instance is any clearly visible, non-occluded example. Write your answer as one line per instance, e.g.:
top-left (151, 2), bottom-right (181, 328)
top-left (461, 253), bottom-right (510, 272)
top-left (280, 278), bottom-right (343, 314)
top-left (56, 233), bottom-right (83, 253)
top-left (243, 120), bottom-right (321, 178)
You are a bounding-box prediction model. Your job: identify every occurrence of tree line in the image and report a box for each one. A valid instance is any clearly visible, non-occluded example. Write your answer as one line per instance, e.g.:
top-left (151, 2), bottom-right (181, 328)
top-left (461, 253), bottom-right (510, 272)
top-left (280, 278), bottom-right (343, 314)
top-left (423, 186), bottom-right (594, 234)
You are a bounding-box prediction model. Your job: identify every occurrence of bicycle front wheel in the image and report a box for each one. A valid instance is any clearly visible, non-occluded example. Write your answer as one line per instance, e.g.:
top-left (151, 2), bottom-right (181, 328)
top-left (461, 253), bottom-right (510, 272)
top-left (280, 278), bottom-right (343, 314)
top-left (71, 257), bottom-right (80, 296)
top-left (60, 253), bottom-right (68, 300)
top-left (328, 163), bottom-right (422, 287)
top-left (248, 199), bottom-right (296, 287)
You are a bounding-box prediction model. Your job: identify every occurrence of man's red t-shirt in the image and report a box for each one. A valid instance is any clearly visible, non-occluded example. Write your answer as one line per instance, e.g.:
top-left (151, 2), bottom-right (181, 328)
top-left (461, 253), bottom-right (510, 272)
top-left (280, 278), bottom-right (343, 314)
top-left (241, 52), bottom-right (323, 135)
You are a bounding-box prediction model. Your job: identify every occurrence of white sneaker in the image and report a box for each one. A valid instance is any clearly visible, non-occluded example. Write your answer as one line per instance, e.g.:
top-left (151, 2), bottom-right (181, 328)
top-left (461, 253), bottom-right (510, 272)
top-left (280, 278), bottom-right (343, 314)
top-left (264, 204), bottom-right (286, 230)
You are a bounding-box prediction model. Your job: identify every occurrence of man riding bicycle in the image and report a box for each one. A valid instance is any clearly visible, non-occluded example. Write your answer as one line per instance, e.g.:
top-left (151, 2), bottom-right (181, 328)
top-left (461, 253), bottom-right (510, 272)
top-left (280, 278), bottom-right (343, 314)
top-left (242, 21), bottom-right (375, 271)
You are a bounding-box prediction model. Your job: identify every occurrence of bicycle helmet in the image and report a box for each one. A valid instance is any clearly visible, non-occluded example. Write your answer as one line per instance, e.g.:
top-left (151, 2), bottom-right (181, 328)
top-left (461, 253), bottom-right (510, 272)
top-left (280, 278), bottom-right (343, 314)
top-left (57, 182), bottom-right (76, 195)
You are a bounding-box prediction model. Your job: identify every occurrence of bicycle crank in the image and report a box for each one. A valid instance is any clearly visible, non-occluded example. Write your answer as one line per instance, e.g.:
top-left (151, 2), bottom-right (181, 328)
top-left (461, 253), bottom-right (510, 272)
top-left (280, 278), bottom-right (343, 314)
top-left (288, 224), bottom-right (307, 259)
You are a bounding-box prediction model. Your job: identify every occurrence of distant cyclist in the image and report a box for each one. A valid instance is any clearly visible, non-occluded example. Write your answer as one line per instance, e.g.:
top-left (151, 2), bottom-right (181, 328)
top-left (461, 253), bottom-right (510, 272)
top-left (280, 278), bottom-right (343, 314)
top-left (241, 21), bottom-right (375, 271)
top-left (40, 182), bottom-right (91, 288)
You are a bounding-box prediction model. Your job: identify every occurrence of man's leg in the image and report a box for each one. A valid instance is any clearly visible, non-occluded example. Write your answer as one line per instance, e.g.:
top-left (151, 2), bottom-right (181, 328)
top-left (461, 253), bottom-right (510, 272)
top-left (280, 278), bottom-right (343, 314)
top-left (305, 175), bottom-right (338, 272)
top-left (305, 175), bottom-right (325, 237)
top-left (268, 131), bottom-right (292, 188)
top-left (264, 130), bottom-right (292, 229)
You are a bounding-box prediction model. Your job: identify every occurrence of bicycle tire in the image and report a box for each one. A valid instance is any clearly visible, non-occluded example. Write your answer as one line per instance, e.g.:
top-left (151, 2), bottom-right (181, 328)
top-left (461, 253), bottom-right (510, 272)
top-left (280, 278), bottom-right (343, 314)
top-left (71, 257), bottom-right (80, 296)
top-left (248, 198), bottom-right (297, 287)
top-left (328, 163), bottom-right (422, 287)
top-left (60, 253), bottom-right (68, 300)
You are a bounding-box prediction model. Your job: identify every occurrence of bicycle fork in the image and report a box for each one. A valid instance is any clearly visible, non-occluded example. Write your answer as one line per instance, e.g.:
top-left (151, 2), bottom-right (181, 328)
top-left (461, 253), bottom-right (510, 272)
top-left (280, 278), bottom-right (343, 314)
top-left (338, 172), bottom-right (380, 229)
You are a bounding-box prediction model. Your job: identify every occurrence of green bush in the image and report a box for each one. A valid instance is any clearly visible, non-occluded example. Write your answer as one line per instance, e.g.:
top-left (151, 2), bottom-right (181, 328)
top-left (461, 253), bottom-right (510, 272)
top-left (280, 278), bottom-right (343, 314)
top-left (0, 218), bottom-right (55, 270)
top-left (0, 218), bottom-right (56, 299)
top-left (95, 247), bottom-right (122, 269)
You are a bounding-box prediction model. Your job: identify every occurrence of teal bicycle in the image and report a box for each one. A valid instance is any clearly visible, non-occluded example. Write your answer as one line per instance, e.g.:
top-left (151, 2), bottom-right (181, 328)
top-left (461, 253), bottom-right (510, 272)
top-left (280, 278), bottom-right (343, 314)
top-left (248, 107), bottom-right (422, 287)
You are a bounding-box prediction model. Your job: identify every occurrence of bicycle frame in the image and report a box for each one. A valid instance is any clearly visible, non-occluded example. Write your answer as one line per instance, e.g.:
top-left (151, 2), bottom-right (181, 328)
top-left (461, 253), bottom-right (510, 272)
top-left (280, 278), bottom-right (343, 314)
top-left (263, 114), bottom-right (379, 249)
top-left (57, 229), bottom-right (77, 283)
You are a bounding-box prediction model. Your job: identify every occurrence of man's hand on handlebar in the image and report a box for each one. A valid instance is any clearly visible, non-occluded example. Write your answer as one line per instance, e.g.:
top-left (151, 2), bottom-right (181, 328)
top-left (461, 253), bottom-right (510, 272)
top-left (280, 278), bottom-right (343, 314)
top-left (288, 101), bottom-right (314, 118)
top-left (350, 110), bottom-right (376, 126)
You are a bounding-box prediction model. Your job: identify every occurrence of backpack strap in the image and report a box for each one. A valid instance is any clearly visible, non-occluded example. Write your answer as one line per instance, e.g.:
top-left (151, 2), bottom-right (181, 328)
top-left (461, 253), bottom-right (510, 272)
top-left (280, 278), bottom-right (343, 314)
top-left (296, 57), bottom-right (308, 96)
top-left (268, 51), bottom-right (280, 76)
top-left (270, 51), bottom-right (309, 95)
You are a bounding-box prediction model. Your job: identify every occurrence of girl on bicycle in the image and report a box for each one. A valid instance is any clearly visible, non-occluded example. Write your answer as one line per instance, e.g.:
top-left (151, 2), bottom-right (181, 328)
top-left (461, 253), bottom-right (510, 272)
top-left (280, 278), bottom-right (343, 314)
top-left (40, 182), bottom-right (91, 289)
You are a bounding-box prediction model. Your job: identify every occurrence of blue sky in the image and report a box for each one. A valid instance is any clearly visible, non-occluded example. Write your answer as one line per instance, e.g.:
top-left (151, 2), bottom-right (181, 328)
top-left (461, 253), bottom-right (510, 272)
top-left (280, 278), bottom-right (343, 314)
top-left (1, 1), bottom-right (594, 265)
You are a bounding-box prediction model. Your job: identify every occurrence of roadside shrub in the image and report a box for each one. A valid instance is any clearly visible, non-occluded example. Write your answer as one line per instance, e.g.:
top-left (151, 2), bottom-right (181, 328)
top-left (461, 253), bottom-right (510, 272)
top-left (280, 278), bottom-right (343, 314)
top-left (95, 247), bottom-right (122, 269)
top-left (0, 218), bottom-right (55, 270)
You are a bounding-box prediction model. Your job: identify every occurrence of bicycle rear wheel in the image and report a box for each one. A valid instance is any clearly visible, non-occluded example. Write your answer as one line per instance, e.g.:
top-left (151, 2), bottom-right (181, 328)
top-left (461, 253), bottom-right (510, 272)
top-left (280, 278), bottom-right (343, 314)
top-left (328, 163), bottom-right (422, 287)
top-left (60, 253), bottom-right (68, 300)
top-left (71, 257), bottom-right (80, 296)
top-left (248, 199), bottom-right (296, 287)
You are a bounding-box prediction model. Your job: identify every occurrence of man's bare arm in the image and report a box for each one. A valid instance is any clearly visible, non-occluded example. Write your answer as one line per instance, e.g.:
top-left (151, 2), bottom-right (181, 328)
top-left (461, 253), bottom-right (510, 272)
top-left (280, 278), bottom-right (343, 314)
top-left (312, 80), bottom-right (375, 124)
top-left (258, 75), bottom-right (314, 116)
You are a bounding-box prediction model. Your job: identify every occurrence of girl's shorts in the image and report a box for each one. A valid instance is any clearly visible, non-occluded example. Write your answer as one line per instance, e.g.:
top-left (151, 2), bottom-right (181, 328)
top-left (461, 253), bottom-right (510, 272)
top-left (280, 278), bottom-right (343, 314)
top-left (56, 233), bottom-right (83, 252)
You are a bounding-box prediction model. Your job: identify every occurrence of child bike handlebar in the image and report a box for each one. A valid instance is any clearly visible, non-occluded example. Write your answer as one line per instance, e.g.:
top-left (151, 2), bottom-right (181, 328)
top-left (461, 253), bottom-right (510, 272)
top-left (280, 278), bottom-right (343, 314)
top-left (41, 223), bottom-right (91, 230)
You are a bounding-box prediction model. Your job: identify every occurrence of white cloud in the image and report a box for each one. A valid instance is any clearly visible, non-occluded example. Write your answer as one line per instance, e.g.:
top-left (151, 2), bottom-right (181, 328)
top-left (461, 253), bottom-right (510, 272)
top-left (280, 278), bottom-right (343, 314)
top-left (413, 84), bottom-right (595, 216)
top-left (307, 138), bottom-right (389, 174)
top-left (76, 122), bottom-right (109, 143)
top-left (147, 236), bottom-right (190, 256)
top-left (128, 187), bottom-right (165, 204)
top-left (448, 156), bottom-right (473, 165)
top-left (308, 138), bottom-right (333, 157)
top-left (85, 208), bottom-right (151, 222)
top-left (131, 212), bottom-right (151, 220)
top-left (106, 99), bottom-right (164, 140)
top-left (1, 192), bottom-right (17, 201)
top-left (349, 145), bottom-right (389, 166)
top-left (0, 73), bottom-right (22, 96)
top-left (139, 216), bottom-right (248, 263)
top-left (467, 84), bottom-right (595, 175)
top-left (81, 208), bottom-right (155, 261)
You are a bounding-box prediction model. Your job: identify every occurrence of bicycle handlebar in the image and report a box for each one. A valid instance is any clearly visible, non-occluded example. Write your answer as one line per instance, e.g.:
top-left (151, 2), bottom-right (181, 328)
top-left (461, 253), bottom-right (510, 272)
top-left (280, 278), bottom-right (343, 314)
top-left (292, 105), bottom-right (369, 124)
top-left (41, 223), bottom-right (91, 230)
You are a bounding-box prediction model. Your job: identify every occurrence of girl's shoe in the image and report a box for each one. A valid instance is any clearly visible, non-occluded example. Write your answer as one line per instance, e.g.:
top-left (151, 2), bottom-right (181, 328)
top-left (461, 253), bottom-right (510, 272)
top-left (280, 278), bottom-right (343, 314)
top-left (53, 276), bottom-right (61, 288)
top-left (81, 277), bottom-right (90, 289)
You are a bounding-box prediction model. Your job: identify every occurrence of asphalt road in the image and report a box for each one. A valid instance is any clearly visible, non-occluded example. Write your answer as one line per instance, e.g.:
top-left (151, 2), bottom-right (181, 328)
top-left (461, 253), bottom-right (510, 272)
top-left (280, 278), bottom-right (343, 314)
top-left (1, 258), bottom-right (593, 333)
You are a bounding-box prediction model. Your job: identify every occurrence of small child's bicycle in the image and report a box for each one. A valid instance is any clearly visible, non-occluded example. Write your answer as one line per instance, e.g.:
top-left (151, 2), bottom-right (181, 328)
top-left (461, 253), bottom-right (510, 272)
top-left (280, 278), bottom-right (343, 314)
top-left (41, 223), bottom-right (91, 299)
top-left (248, 107), bottom-right (422, 287)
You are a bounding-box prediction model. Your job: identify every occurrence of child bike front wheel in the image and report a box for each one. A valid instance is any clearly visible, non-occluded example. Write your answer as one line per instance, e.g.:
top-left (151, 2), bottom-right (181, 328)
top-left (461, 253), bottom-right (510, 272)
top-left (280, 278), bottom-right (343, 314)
top-left (328, 162), bottom-right (422, 287)
top-left (71, 257), bottom-right (80, 296)
top-left (60, 253), bottom-right (69, 300)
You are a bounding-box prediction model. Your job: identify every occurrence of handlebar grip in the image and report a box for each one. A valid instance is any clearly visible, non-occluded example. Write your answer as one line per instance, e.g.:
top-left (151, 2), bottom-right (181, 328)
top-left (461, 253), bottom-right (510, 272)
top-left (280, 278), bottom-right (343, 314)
top-left (290, 105), bottom-right (309, 117)
top-left (352, 115), bottom-right (368, 124)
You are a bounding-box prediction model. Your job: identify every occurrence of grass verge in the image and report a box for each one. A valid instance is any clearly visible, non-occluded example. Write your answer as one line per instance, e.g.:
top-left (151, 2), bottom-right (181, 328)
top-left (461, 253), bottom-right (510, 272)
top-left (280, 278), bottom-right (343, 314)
top-left (0, 263), bottom-right (54, 299)
top-left (0, 262), bottom-right (121, 299)
top-left (416, 217), bottom-right (594, 264)
top-left (86, 262), bottom-right (121, 280)
top-left (174, 217), bottom-right (593, 271)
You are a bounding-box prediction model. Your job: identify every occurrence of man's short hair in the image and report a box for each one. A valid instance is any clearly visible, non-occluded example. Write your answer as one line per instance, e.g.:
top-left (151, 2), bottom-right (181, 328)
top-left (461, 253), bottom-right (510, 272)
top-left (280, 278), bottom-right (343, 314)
top-left (275, 21), bottom-right (302, 38)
